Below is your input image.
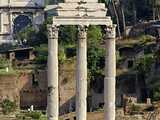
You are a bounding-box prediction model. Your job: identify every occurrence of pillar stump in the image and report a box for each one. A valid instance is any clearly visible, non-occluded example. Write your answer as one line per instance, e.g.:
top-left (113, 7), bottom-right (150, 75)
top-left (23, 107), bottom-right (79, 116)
top-left (76, 25), bottom-right (88, 120)
top-left (104, 25), bottom-right (116, 120)
top-left (47, 25), bottom-right (59, 120)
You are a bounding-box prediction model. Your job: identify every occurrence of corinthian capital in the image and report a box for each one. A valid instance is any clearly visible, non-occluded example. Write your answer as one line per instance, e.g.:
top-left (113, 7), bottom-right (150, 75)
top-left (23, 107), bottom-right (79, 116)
top-left (105, 25), bottom-right (116, 39)
top-left (47, 25), bottom-right (59, 39)
top-left (78, 25), bottom-right (88, 33)
top-left (78, 25), bottom-right (88, 39)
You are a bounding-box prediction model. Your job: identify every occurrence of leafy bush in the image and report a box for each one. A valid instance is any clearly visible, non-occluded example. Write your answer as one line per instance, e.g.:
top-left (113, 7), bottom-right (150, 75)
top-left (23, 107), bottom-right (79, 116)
top-left (139, 35), bottom-right (155, 45)
top-left (59, 25), bottom-right (77, 45)
top-left (59, 46), bottom-right (66, 64)
top-left (35, 44), bottom-right (48, 56)
top-left (152, 87), bottom-right (160, 101)
top-left (0, 58), bottom-right (10, 69)
top-left (14, 17), bottom-right (52, 47)
top-left (16, 112), bottom-right (46, 120)
top-left (26, 111), bottom-right (42, 119)
top-left (39, 115), bottom-right (47, 120)
top-left (130, 104), bottom-right (141, 112)
top-left (15, 114), bottom-right (27, 120)
top-left (1, 99), bottom-right (16, 114)
top-left (87, 25), bottom-right (102, 47)
top-left (35, 56), bottom-right (47, 64)
top-left (34, 44), bottom-right (48, 64)
top-left (134, 55), bottom-right (154, 74)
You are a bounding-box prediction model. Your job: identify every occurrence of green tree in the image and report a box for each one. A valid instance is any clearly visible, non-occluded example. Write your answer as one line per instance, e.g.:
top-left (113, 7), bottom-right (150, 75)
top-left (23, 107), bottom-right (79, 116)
top-left (14, 17), bottom-right (52, 47)
top-left (59, 25), bottom-right (77, 45)
top-left (87, 26), bottom-right (105, 93)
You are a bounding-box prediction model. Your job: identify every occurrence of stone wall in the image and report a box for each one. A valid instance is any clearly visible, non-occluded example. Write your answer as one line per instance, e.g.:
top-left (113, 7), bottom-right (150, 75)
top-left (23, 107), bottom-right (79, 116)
top-left (59, 60), bottom-right (76, 115)
top-left (19, 70), bottom-right (47, 109)
top-left (0, 75), bottom-right (19, 105)
top-left (0, 63), bottom-right (77, 112)
top-left (0, 70), bottom-right (47, 109)
top-left (60, 111), bottom-right (149, 120)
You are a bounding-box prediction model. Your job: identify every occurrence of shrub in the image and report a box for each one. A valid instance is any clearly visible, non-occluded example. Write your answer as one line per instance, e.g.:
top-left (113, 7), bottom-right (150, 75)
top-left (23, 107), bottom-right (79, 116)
top-left (1, 99), bottom-right (16, 114)
top-left (39, 115), bottom-right (47, 120)
top-left (134, 55), bottom-right (154, 74)
top-left (26, 111), bottom-right (42, 119)
top-left (130, 104), bottom-right (141, 112)
top-left (35, 55), bottom-right (47, 64)
top-left (15, 114), bottom-right (26, 120)
top-left (152, 87), bottom-right (160, 101)
top-left (139, 35), bottom-right (155, 44)
top-left (58, 46), bottom-right (66, 64)
top-left (35, 44), bottom-right (48, 56)
top-left (0, 58), bottom-right (10, 69)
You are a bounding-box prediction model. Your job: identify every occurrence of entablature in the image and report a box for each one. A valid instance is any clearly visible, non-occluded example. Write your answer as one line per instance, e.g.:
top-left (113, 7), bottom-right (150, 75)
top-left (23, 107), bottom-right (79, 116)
top-left (52, 16), bottom-right (112, 26)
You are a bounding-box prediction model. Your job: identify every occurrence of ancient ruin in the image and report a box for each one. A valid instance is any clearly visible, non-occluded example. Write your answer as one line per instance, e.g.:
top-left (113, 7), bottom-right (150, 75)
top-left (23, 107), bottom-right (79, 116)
top-left (47, 0), bottom-right (116, 120)
top-left (0, 0), bottom-right (44, 44)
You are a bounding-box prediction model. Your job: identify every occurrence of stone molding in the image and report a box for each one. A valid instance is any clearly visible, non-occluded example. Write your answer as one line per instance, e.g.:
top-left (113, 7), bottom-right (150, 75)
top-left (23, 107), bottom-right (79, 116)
top-left (53, 16), bottom-right (112, 26)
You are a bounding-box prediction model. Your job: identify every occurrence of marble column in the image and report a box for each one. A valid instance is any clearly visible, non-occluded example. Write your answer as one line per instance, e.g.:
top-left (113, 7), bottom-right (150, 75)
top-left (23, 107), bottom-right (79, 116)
top-left (104, 25), bottom-right (116, 120)
top-left (47, 25), bottom-right (59, 120)
top-left (76, 25), bottom-right (88, 120)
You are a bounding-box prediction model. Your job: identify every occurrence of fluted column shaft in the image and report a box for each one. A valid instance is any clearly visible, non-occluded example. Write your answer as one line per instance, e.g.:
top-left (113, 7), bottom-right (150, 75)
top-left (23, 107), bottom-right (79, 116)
top-left (47, 25), bottom-right (59, 120)
top-left (76, 25), bottom-right (88, 120)
top-left (104, 25), bottom-right (116, 120)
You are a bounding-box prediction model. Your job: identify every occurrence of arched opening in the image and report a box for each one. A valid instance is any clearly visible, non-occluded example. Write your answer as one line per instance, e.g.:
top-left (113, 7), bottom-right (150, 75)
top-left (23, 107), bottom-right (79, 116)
top-left (13, 15), bottom-right (32, 33)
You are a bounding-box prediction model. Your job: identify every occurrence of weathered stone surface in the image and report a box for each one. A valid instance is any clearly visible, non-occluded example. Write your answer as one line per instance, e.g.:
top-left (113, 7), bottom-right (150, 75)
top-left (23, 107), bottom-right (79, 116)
top-left (76, 25), bottom-right (88, 120)
top-left (48, 0), bottom-right (116, 119)
top-left (64, 0), bottom-right (98, 3)
top-left (19, 70), bottom-right (47, 109)
top-left (56, 3), bottom-right (107, 17)
top-left (0, 0), bottom-right (44, 44)
top-left (52, 16), bottom-right (112, 26)
top-left (60, 112), bottom-right (150, 120)
top-left (0, 70), bottom-right (48, 110)
top-left (0, 0), bottom-right (44, 7)
top-left (0, 75), bottom-right (19, 104)
top-left (104, 25), bottom-right (116, 120)
top-left (47, 25), bottom-right (59, 120)
top-left (57, 3), bottom-right (106, 17)
top-left (59, 60), bottom-right (76, 115)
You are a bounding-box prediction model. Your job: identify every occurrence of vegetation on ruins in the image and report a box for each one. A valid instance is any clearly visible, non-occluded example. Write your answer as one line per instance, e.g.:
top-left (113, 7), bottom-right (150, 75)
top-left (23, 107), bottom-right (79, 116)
top-left (16, 111), bottom-right (47, 120)
top-left (1, 99), bottom-right (16, 115)
top-left (0, 58), bottom-right (17, 75)
top-left (14, 21), bottom-right (106, 93)
top-left (12, 14), bottom-right (160, 102)
top-left (0, 0), bottom-right (160, 118)
top-left (0, 58), bottom-right (10, 69)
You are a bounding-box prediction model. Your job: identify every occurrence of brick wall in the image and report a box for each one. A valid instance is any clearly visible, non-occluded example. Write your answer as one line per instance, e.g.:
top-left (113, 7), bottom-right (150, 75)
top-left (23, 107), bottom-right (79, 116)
top-left (0, 75), bottom-right (19, 105)
top-left (19, 70), bottom-right (47, 109)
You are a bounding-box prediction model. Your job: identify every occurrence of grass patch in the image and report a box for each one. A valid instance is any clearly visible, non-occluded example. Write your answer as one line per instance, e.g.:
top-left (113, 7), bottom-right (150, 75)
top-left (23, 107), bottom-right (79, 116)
top-left (16, 111), bottom-right (47, 120)
top-left (0, 68), bottom-right (17, 76)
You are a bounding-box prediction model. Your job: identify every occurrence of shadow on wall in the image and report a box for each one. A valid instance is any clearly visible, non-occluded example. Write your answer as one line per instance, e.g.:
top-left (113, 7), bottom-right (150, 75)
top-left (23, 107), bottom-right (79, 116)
top-left (60, 96), bottom-right (75, 115)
